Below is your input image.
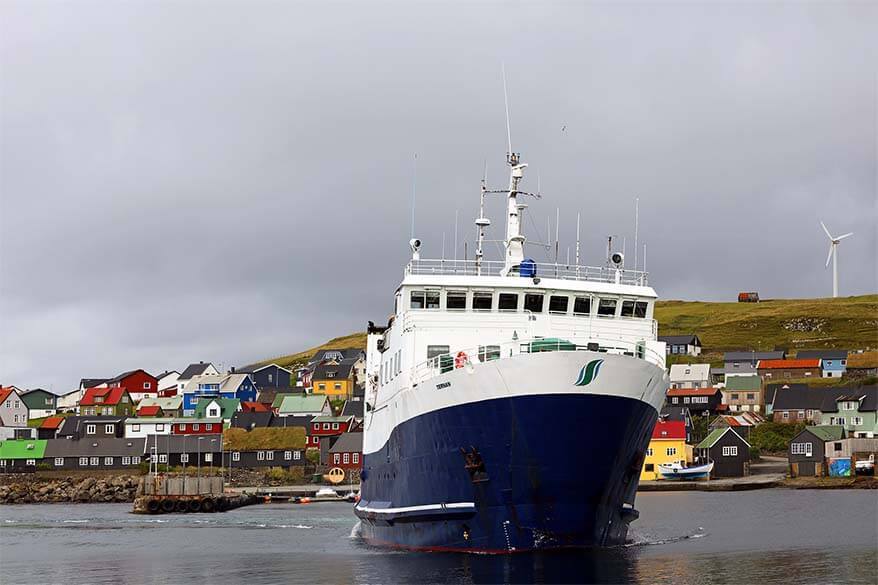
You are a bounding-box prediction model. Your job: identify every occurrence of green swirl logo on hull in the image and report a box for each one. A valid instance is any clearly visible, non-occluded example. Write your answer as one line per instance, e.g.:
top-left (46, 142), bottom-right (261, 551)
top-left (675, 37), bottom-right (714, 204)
top-left (574, 359), bottom-right (604, 386)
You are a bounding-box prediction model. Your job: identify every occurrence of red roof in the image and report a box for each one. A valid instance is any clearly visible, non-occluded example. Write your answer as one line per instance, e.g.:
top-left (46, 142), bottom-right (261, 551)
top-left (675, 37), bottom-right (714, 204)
top-left (40, 416), bottom-right (65, 429)
top-left (758, 359), bottom-right (820, 369)
top-left (0, 386), bottom-right (18, 403)
top-left (651, 420), bottom-right (686, 440)
top-left (241, 401), bottom-right (270, 413)
top-left (667, 387), bottom-right (719, 397)
top-left (80, 386), bottom-right (128, 406)
top-left (137, 405), bottom-right (162, 416)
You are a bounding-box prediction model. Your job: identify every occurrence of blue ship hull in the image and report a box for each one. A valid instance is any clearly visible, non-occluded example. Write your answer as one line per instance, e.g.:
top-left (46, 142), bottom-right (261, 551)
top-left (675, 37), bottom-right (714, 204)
top-left (356, 393), bottom-right (658, 553)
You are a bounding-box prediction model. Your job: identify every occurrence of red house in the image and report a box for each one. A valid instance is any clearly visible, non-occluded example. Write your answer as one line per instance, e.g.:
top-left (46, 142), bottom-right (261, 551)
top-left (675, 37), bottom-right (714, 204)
top-left (79, 387), bottom-right (135, 417)
top-left (309, 415), bottom-right (355, 438)
top-left (327, 432), bottom-right (362, 476)
top-left (103, 369), bottom-right (159, 402)
top-left (171, 420), bottom-right (223, 435)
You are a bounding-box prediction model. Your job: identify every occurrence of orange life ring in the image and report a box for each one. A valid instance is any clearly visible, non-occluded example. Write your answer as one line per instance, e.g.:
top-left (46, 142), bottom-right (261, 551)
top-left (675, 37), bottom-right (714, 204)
top-left (455, 351), bottom-right (469, 369)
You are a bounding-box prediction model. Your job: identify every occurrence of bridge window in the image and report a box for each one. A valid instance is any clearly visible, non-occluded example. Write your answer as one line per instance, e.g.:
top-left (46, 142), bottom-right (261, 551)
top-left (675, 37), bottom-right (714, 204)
top-left (548, 295), bottom-right (569, 314)
top-left (473, 292), bottom-right (493, 311)
top-left (524, 293), bottom-right (544, 313)
top-left (498, 293), bottom-right (518, 311)
top-left (573, 296), bottom-right (591, 315)
top-left (597, 298), bottom-right (617, 317)
top-left (621, 300), bottom-right (649, 318)
top-left (411, 291), bottom-right (426, 309)
top-left (446, 291), bottom-right (467, 310)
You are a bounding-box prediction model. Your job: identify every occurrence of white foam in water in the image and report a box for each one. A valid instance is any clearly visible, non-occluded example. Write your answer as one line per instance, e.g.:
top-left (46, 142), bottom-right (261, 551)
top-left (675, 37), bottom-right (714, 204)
top-left (62, 520), bottom-right (89, 524)
top-left (273, 524), bottom-right (313, 529)
top-left (349, 520), bottom-right (363, 539)
top-left (624, 526), bottom-right (708, 547)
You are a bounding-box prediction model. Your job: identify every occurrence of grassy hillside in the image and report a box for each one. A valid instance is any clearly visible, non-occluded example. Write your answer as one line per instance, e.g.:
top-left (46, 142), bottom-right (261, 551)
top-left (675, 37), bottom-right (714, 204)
top-left (256, 295), bottom-right (877, 369)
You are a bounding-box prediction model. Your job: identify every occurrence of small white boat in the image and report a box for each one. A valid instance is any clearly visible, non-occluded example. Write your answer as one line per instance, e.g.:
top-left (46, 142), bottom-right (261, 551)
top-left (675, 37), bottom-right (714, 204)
top-left (657, 461), bottom-right (713, 480)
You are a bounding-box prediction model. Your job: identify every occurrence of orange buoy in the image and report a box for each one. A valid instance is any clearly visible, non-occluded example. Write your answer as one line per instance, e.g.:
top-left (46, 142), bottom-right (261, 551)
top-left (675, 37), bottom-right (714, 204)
top-left (454, 351), bottom-right (468, 369)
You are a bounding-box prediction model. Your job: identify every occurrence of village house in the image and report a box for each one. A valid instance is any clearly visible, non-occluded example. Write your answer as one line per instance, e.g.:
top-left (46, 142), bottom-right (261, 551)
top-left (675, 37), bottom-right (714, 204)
top-left (274, 395), bottom-right (332, 418)
top-left (224, 427), bottom-right (307, 469)
top-left (45, 437), bottom-right (145, 470)
top-left (666, 387), bottom-right (723, 415)
top-left (659, 406), bottom-right (694, 443)
top-left (696, 427), bottom-right (750, 478)
top-left (56, 378), bottom-right (109, 412)
top-left (723, 375), bottom-right (763, 413)
top-left (824, 437), bottom-right (878, 471)
top-left (241, 401), bottom-right (271, 413)
top-left (230, 411), bottom-right (275, 430)
top-left (57, 417), bottom-right (126, 440)
top-left (658, 334), bottom-right (702, 357)
top-left (155, 371), bottom-right (181, 397)
top-left (340, 399), bottom-right (364, 423)
top-left (797, 349), bottom-right (848, 378)
top-left (147, 434), bottom-right (223, 468)
top-left (325, 431), bottom-right (363, 479)
top-left (136, 396), bottom-right (183, 418)
top-left (79, 387), bottom-right (135, 417)
top-left (757, 358), bottom-right (822, 381)
top-left (102, 370), bottom-right (159, 403)
top-left (181, 373), bottom-right (256, 416)
top-left (0, 387), bottom-right (30, 427)
top-left (821, 387), bottom-right (877, 438)
top-left (310, 415), bottom-right (356, 440)
top-left (640, 419), bottom-right (687, 481)
top-left (123, 418), bottom-right (173, 439)
top-left (176, 362), bottom-right (220, 395)
top-left (771, 386), bottom-right (847, 424)
top-left (193, 397), bottom-right (240, 423)
top-left (668, 364), bottom-right (711, 389)
top-left (788, 425), bottom-right (845, 477)
top-left (708, 413), bottom-right (762, 441)
top-left (20, 389), bottom-right (58, 419)
top-left (172, 419), bottom-right (225, 436)
top-left (236, 363), bottom-right (292, 389)
top-left (36, 416), bottom-right (66, 440)
top-left (0, 439), bottom-right (47, 473)
top-left (846, 351), bottom-right (878, 379)
top-left (311, 361), bottom-right (356, 399)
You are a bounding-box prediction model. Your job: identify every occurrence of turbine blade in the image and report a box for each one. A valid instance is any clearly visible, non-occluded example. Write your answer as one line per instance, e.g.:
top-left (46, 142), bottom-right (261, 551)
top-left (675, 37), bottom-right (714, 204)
top-left (820, 221), bottom-right (832, 240)
top-left (825, 244), bottom-right (834, 268)
top-left (836, 232), bottom-right (853, 240)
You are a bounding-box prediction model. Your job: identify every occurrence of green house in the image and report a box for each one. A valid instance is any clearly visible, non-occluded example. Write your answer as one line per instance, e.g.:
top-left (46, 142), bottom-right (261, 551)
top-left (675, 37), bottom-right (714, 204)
top-left (193, 398), bottom-right (240, 421)
top-left (0, 439), bottom-right (48, 472)
top-left (724, 375), bottom-right (763, 413)
top-left (819, 389), bottom-right (877, 438)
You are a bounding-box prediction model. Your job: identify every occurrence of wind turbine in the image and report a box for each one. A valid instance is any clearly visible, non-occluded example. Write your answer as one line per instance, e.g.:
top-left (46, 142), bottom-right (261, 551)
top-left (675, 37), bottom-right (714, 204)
top-left (820, 221), bottom-right (853, 298)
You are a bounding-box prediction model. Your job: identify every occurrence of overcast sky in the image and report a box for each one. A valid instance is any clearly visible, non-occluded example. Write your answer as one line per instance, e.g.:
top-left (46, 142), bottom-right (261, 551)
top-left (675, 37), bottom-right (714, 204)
top-left (1, 1), bottom-right (876, 392)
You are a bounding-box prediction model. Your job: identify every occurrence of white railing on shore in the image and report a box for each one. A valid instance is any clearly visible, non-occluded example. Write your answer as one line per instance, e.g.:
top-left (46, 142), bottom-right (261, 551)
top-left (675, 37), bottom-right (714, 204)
top-left (405, 259), bottom-right (649, 286)
top-left (406, 336), bottom-right (664, 388)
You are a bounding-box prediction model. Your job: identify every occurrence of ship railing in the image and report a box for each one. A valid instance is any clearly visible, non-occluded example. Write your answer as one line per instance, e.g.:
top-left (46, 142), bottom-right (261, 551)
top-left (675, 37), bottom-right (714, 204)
top-left (408, 337), bottom-right (664, 388)
top-left (405, 259), bottom-right (649, 286)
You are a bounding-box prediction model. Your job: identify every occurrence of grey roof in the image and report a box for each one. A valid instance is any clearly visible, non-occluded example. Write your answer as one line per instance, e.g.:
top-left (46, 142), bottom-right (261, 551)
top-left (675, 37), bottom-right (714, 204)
top-left (230, 411), bottom-right (274, 429)
top-left (80, 378), bottom-right (108, 389)
top-left (44, 437), bottom-right (145, 458)
top-left (179, 362), bottom-right (215, 380)
top-left (796, 349), bottom-right (849, 360)
top-left (312, 361), bottom-right (354, 380)
top-left (270, 415), bottom-right (312, 429)
top-left (57, 416), bottom-right (126, 437)
top-left (724, 351), bottom-right (785, 363)
top-left (236, 363), bottom-right (293, 374)
top-left (146, 434), bottom-right (223, 454)
top-left (328, 431), bottom-right (363, 453)
top-left (340, 400), bottom-right (364, 419)
top-left (658, 334), bottom-right (701, 346)
top-left (659, 405), bottom-right (692, 423)
top-left (772, 386), bottom-right (849, 411)
top-left (822, 386), bottom-right (877, 413)
top-left (155, 370), bottom-right (179, 381)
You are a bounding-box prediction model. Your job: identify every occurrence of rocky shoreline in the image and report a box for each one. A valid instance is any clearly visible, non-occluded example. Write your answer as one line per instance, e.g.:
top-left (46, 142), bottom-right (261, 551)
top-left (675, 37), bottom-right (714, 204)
top-left (0, 475), bottom-right (140, 504)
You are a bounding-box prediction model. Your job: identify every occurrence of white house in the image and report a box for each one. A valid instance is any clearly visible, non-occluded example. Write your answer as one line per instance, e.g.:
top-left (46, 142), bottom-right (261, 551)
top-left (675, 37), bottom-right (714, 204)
top-left (124, 418), bottom-right (173, 439)
top-left (669, 364), bottom-right (712, 389)
top-left (658, 334), bottom-right (702, 357)
top-left (176, 362), bottom-right (220, 394)
top-left (156, 371), bottom-right (180, 395)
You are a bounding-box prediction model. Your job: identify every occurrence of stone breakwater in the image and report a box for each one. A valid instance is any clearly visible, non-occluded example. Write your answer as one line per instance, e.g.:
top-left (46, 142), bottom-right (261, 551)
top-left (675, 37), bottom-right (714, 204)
top-left (0, 475), bottom-right (140, 504)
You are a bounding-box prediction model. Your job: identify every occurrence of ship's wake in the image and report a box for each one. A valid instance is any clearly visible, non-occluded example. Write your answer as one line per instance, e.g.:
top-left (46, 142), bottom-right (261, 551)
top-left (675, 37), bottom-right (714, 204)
top-left (623, 526), bottom-right (707, 547)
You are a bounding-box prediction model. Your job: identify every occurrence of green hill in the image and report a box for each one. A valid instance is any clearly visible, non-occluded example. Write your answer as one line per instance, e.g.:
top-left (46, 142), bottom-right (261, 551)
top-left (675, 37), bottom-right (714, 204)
top-left (256, 295), bottom-right (877, 369)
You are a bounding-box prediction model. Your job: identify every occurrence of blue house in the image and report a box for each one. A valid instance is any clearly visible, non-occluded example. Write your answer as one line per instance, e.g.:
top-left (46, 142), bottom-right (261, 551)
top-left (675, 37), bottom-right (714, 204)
top-left (797, 350), bottom-right (848, 379)
top-left (236, 364), bottom-right (292, 389)
top-left (181, 373), bottom-right (257, 416)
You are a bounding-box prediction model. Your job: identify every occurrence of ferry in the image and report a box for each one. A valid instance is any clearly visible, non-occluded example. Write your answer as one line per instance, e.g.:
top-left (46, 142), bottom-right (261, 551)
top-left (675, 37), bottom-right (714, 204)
top-left (354, 150), bottom-right (669, 552)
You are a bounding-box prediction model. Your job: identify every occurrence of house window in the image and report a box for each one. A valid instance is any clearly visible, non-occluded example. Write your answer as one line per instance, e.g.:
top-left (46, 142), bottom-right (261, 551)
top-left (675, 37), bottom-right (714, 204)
top-left (54, 458), bottom-right (64, 466)
top-left (666, 447), bottom-right (677, 456)
top-left (268, 374), bottom-right (273, 383)
top-left (156, 424), bottom-right (165, 432)
top-left (104, 457), bottom-right (113, 466)
top-left (548, 295), bottom-right (569, 314)
top-left (597, 298), bottom-right (617, 317)
top-left (498, 293), bottom-right (518, 311)
top-left (204, 453), bottom-right (212, 463)
top-left (143, 382), bottom-right (151, 389)
top-left (86, 424), bottom-right (96, 435)
top-left (79, 457), bottom-right (88, 466)
top-left (746, 393), bottom-right (755, 401)
top-left (573, 296), bottom-right (591, 315)
top-left (179, 424), bottom-right (187, 431)
top-left (132, 424), bottom-right (141, 432)
top-left (294, 451), bottom-right (302, 460)
top-left (524, 294), bottom-right (544, 313)
top-left (683, 397), bottom-right (690, 404)
top-left (472, 292), bottom-right (493, 311)
top-left (334, 383), bottom-right (341, 390)
top-left (90, 457), bottom-right (99, 466)
top-left (333, 453), bottom-right (341, 464)
top-left (122, 457), bottom-right (131, 465)
top-left (206, 424), bottom-right (213, 431)
top-left (323, 423), bottom-right (330, 430)
top-left (105, 424), bottom-right (114, 434)
top-left (193, 424), bottom-right (200, 431)
top-left (834, 442), bottom-right (842, 451)
top-left (645, 463), bottom-right (654, 472)
top-left (257, 451), bottom-right (265, 461)
top-left (232, 452), bottom-right (240, 462)
top-left (798, 411), bottom-right (805, 419)
top-left (332, 423), bottom-right (339, 430)
top-left (343, 453), bottom-right (350, 464)
top-left (209, 409), bottom-right (219, 417)
top-left (352, 453), bottom-right (359, 464)
top-left (266, 451), bottom-right (274, 461)
top-left (671, 397), bottom-right (678, 404)
top-left (313, 423), bottom-right (320, 430)
top-left (0, 460), bottom-right (5, 466)
top-left (646, 448), bottom-right (654, 456)
top-left (284, 451), bottom-right (292, 460)
top-left (852, 417), bottom-right (863, 426)
top-left (318, 384), bottom-right (326, 391)
top-left (180, 454), bottom-right (189, 463)
top-left (732, 394), bottom-right (739, 401)
top-left (312, 437), bottom-right (319, 444)
top-left (132, 456), bottom-right (141, 464)
top-left (159, 454), bottom-right (168, 463)
top-left (722, 446), bottom-right (738, 457)
top-left (26, 459), bottom-right (35, 466)
top-left (782, 412), bottom-right (789, 419)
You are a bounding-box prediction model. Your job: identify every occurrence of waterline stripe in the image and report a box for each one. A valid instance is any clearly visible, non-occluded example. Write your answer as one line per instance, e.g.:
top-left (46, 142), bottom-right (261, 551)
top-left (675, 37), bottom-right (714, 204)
top-left (355, 502), bottom-right (475, 515)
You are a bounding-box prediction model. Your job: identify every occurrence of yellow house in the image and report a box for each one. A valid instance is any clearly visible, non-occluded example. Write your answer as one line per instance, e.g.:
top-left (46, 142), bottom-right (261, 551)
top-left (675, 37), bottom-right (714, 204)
top-left (640, 419), bottom-right (688, 481)
top-left (311, 362), bottom-right (355, 399)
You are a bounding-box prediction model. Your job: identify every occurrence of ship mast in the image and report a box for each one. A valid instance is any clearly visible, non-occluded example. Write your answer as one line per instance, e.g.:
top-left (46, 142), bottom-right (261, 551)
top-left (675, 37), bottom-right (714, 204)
top-left (501, 152), bottom-right (528, 276)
